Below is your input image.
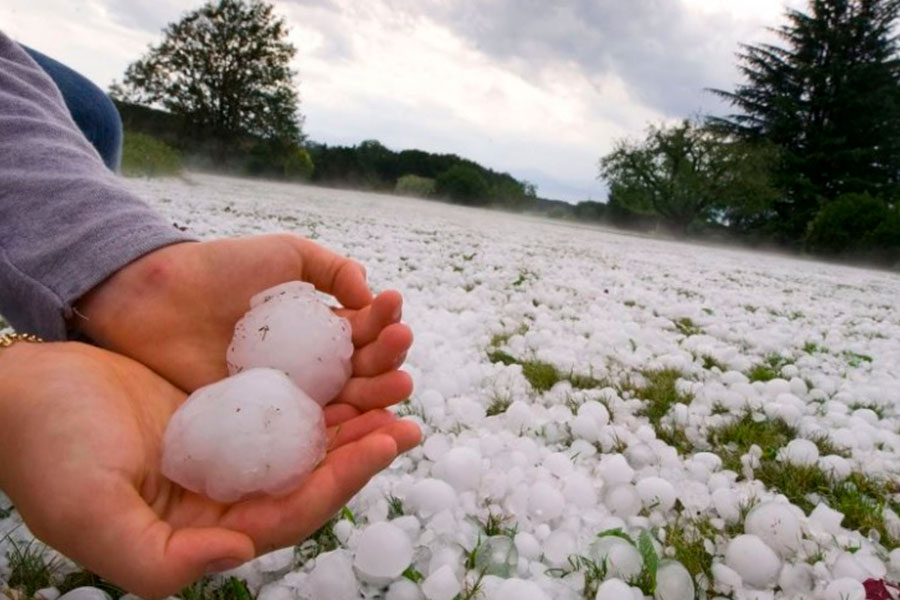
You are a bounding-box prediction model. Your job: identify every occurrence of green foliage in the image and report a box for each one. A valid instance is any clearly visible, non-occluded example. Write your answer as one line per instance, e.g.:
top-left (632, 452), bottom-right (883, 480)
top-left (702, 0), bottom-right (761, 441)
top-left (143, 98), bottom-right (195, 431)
top-left (599, 120), bottom-right (777, 234)
top-left (435, 164), bottom-right (490, 205)
top-left (805, 193), bottom-right (890, 254)
top-left (179, 577), bottom-right (254, 600)
top-left (246, 138), bottom-right (313, 181)
top-left (711, 0), bottom-right (900, 241)
top-left (121, 131), bottom-right (182, 177)
top-left (663, 518), bottom-right (715, 587)
top-left (112, 0), bottom-right (302, 153)
top-left (395, 174), bottom-right (436, 197)
top-left (6, 539), bottom-right (63, 597)
top-left (58, 571), bottom-right (126, 599)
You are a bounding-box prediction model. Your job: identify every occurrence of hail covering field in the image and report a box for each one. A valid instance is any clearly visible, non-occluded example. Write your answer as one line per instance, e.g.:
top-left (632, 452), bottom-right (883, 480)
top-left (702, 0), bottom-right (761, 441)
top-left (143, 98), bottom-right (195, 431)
top-left (3, 173), bottom-right (900, 600)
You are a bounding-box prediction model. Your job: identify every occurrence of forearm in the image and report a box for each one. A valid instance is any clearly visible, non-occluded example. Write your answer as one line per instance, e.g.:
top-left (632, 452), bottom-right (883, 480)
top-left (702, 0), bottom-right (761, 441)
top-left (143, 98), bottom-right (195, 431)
top-left (0, 32), bottom-right (193, 340)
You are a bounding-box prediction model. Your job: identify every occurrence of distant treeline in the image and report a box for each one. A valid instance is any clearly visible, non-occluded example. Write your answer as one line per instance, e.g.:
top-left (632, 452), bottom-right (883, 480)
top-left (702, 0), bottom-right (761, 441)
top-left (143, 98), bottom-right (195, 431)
top-left (117, 100), bottom-right (659, 230)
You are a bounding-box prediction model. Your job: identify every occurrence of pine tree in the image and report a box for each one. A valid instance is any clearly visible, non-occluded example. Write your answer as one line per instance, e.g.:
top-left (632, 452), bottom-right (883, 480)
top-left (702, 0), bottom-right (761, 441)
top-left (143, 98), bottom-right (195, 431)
top-left (111, 0), bottom-right (302, 153)
top-left (710, 0), bottom-right (900, 241)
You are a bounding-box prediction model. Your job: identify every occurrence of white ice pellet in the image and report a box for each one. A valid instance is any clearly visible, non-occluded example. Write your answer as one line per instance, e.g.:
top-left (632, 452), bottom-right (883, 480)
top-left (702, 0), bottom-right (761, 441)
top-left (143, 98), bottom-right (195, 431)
top-left (407, 478), bottom-right (459, 517)
top-left (595, 578), bottom-right (633, 600)
top-left (514, 532), bottom-right (542, 560)
top-left (819, 454), bottom-right (852, 481)
top-left (744, 502), bottom-right (802, 558)
top-left (654, 560), bottom-right (695, 600)
top-left (563, 473), bottom-right (598, 508)
top-left (57, 589), bottom-right (110, 600)
top-left (778, 562), bottom-right (814, 595)
top-left (475, 536), bottom-right (519, 577)
top-left (635, 477), bottom-right (677, 512)
top-left (422, 565), bottom-right (460, 600)
top-left (386, 579), bottom-right (424, 600)
top-left (528, 482), bottom-right (565, 521)
top-left (822, 578), bottom-right (865, 600)
top-left (588, 535), bottom-right (643, 580)
top-left (780, 438), bottom-right (819, 466)
top-left (808, 503), bottom-right (845, 534)
top-left (542, 530), bottom-right (575, 566)
top-left (712, 562), bottom-right (742, 590)
top-left (227, 281), bottom-right (353, 405)
top-left (604, 483), bottom-right (642, 518)
top-left (724, 535), bottom-right (781, 589)
top-left (161, 368), bottom-right (326, 503)
top-left (491, 578), bottom-right (549, 600)
top-left (307, 550), bottom-right (359, 600)
top-left (433, 446), bottom-right (482, 492)
top-left (353, 522), bottom-right (413, 581)
top-left (598, 454), bottom-right (634, 485)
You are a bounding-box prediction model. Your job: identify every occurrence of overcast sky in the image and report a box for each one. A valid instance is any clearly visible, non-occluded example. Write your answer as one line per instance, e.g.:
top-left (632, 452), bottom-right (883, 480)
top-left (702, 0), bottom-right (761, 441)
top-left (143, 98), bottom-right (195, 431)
top-left (1, 0), bottom-right (805, 202)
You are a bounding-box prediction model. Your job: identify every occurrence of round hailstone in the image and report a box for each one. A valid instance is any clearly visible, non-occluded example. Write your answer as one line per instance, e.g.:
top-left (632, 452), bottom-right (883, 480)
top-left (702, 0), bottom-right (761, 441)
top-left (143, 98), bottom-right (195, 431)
top-left (654, 560), bottom-right (694, 600)
top-left (588, 536), bottom-right (643, 580)
top-left (528, 482), bottom-right (565, 521)
top-left (161, 368), bottom-right (326, 503)
top-left (353, 522), bottom-right (414, 582)
top-left (781, 438), bottom-right (819, 466)
top-left (433, 446), bottom-right (482, 492)
top-left (744, 502), bottom-right (802, 558)
top-left (635, 477), bottom-right (677, 512)
top-left (822, 578), bottom-right (865, 600)
top-left (58, 589), bottom-right (111, 600)
top-left (422, 565), bottom-right (460, 600)
top-left (604, 483), bottom-right (642, 518)
top-left (407, 478), bottom-right (458, 517)
top-left (385, 579), bottom-right (423, 600)
top-left (306, 550), bottom-right (359, 600)
top-left (724, 535), bottom-right (781, 589)
top-left (227, 281), bottom-right (353, 405)
top-left (492, 579), bottom-right (549, 600)
top-left (474, 536), bottom-right (519, 577)
top-left (595, 578), bottom-right (634, 600)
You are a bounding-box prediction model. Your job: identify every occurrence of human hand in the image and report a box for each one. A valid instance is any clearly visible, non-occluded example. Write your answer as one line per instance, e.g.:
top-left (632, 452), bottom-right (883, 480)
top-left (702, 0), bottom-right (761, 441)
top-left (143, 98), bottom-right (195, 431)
top-left (74, 235), bottom-right (414, 411)
top-left (0, 342), bottom-right (421, 598)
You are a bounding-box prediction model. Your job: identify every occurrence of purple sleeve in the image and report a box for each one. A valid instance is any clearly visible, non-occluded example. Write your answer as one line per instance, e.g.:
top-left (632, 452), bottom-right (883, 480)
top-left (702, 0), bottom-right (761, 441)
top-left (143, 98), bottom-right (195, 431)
top-left (0, 32), bottom-right (193, 340)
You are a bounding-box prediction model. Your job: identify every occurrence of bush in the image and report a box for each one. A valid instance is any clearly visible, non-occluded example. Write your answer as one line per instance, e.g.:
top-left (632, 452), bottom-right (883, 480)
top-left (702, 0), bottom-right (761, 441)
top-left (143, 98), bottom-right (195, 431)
top-left (120, 131), bottom-right (181, 177)
top-left (282, 146), bottom-right (314, 180)
top-left (395, 174), bottom-right (435, 197)
top-left (435, 165), bottom-right (490, 205)
top-left (805, 193), bottom-right (888, 254)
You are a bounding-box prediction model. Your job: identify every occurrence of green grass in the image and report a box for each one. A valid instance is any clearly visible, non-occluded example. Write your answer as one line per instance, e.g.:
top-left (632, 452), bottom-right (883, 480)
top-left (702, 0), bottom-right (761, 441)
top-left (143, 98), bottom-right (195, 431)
top-left (179, 577), bottom-right (254, 600)
top-left (747, 353), bottom-right (791, 382)
top-left (844, 351), bottom-right (874, 367)
top-left (701, 355), bottom-right (725, 371)
top-left (471, 510), bottom-right (517, 538)
top-left (486, 393), bottom-right (512, 416)
top-left (708, 412), bottom-right (900, 547)
top-left (486, 351), bottom-right (604, 393)
top-left (6, 538), bottom-right (63, 597)
top-left (121, 131), bottom-right (182, 177)
top-left (546, 554), bottom-right (608, 599)
top-left (663, 518), bottom-right (715, 591)
top-left (629, 369), bottom-right (693, 454)
top-left (387, 495), bottom-right (405, 519)
top-left (59, 571), bottom-right (126, 599)
top-left (673, 317), bottom-right (702, 336)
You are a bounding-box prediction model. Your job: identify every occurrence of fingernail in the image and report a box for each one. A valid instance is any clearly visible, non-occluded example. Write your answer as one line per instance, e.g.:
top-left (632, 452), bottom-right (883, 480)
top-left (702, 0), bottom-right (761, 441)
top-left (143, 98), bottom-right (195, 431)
top-left (392, 306), bottom-right (402, 321)
top-left (394, 352), bottom-right (408, 369)
top-left (206, 558), bottom-right (243, 574)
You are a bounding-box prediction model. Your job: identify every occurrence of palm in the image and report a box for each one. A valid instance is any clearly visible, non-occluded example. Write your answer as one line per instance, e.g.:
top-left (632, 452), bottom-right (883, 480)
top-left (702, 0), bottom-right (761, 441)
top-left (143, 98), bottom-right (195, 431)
top-left (75, 235), bottom-right (414, 410)
top-left (0, 343), bottom-right (419, 598)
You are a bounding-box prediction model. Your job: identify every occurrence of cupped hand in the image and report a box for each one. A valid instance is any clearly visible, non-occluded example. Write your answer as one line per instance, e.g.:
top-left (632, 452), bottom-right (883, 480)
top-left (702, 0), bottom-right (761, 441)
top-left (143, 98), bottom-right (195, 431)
top-left (74, 235), bottom-right (414, 410)
top-left (0, 342), bottom-right (421, 598)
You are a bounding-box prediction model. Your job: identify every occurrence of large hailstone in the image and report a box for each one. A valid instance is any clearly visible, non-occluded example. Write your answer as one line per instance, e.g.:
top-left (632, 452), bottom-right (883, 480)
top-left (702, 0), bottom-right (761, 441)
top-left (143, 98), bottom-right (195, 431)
top-left (161, 368), bottom-right (326, 503)
top-left (227, 282), bottom-right (353, 405)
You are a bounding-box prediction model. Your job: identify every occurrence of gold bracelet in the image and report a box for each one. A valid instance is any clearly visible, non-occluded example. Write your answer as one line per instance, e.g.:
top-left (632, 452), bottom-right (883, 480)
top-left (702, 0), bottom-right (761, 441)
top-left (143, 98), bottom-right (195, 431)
top-left (0, 333), bottom-right (44, 348)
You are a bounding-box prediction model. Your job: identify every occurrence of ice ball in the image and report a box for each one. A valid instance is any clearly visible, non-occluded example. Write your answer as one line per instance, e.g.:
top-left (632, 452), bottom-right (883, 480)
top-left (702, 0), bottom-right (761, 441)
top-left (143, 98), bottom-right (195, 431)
top-left (161, 368), bottom-right (326, 503)
top-left (595, 578), bottom-right (633, 600)
top-left (654, 560), bottom-right (694, 600)
top-left (724, 534), bottom-right (781, 589)
top-left (474, 536), bottom-right (518, 577)
top-left (227, 282), bottom-right (353, 405)
top-left (354, 522), bottom-right (414, 581)
top-left (588, 535), bottom-right (643, 580)
top-left (744, 501), bottom-right (801, 558)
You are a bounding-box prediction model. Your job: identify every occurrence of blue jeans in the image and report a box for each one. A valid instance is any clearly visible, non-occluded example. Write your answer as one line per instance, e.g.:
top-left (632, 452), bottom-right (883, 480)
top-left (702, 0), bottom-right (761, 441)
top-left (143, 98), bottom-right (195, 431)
top-left (24, 47), bottom-right (123, 172)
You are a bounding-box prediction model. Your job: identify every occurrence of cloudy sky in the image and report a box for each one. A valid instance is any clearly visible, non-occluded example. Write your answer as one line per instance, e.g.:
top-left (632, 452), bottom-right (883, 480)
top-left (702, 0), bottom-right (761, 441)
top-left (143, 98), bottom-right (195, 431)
top-left (1, 0), bottom-right (804, 201)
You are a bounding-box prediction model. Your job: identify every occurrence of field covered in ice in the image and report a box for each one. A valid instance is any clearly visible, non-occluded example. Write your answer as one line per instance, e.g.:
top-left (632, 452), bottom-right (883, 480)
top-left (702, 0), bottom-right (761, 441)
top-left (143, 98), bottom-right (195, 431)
top-left (3, 173), bottom-right (900, 600)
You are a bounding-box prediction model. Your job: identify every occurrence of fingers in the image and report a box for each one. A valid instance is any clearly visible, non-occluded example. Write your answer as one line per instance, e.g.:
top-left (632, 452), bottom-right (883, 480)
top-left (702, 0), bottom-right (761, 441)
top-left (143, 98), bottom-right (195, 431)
top-left (323, 403), bottom-right (361, 427)
top-left (336, 289), bottom-right (403, 347)
top-left (326, 409), bottom-right (399, 449)
top-left (351, 323), bottom-right (413, 377)
top-left (49, 479), bottom-right (254, 599)
top-left (222, 420), bottom-right (422, 551)
top-left (292, 237), bottom-right (373, 309)
top-left (333, 370), bottom-right (414, 411)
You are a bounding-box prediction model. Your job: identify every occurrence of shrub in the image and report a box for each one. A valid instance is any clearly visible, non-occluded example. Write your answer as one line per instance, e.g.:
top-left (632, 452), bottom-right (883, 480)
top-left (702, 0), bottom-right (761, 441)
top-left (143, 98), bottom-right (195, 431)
top-left (120, 131), bottom-right (181, 177)
top-left (395, 174), bottom-right (435, 197)
top-left (435, 165), bottom-right (490, 205)
top-left (805, 193), bottom-right (888, 254)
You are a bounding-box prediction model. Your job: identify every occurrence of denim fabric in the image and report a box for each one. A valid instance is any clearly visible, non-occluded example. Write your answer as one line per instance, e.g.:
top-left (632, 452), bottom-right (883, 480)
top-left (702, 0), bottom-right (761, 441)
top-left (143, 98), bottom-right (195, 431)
top-left (22, 46), bottom-right (123, 172)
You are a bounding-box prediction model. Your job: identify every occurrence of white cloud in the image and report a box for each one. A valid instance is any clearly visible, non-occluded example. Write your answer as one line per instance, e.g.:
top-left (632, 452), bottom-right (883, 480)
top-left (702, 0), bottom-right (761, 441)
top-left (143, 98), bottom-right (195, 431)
top-left (0, 0), bottom-right (802, 201)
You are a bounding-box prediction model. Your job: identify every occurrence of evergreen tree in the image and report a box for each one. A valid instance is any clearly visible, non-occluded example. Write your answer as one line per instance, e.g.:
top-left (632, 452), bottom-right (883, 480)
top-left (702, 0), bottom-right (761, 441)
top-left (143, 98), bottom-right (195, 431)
top-left (111, 0), bottom-right (303, 154)
top-left (710, 0), bottom-right (900, 241)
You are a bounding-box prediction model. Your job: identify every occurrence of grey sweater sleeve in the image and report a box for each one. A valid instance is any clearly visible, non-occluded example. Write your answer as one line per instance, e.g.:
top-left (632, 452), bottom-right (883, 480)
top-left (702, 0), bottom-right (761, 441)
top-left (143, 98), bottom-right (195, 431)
top-left (0, 32), bottom-right (194, 340)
